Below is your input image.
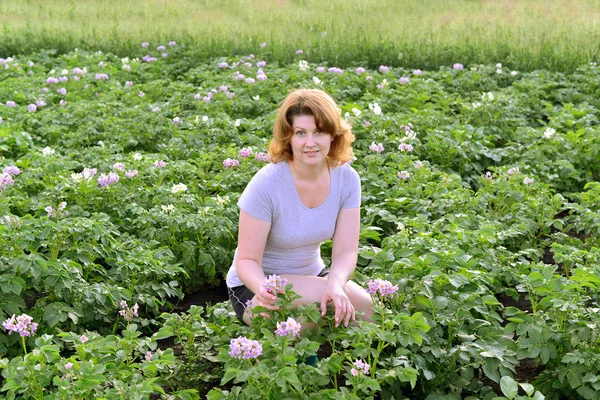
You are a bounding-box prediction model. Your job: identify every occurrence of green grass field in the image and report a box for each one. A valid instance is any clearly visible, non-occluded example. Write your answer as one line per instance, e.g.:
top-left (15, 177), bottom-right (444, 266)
top-left (1, 0), bottom-right (599, 71)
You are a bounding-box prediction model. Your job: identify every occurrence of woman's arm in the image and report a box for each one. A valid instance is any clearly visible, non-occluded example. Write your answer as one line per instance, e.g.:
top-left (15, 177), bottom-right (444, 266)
top-left (236, 210), bottom-right (279, 311)
top-left (321, 207), bottom-right (361, 327)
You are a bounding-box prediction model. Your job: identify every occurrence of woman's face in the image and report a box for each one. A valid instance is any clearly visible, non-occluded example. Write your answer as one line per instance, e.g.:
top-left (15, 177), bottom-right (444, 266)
top-left (289, 115), bottom-right (333, 168)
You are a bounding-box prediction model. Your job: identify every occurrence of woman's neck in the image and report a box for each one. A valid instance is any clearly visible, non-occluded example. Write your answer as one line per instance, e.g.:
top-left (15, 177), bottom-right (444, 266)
top-left (288, 159), bottom-right (328, 182)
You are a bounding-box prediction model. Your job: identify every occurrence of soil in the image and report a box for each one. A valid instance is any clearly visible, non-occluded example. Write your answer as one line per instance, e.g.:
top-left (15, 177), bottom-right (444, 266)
top-left (174, 282), bottom-right (230, 313)
top-left (497, 292), bottom-right (533, 314)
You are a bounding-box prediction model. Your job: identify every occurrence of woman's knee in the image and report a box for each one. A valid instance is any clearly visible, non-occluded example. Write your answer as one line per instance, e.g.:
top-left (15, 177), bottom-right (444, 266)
top-left (346, 281), bottom-right (374, 320)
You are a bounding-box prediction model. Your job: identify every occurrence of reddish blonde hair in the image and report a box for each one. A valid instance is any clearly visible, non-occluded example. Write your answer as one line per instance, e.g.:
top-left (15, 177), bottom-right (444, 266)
top-left (267, 89), bottom-right (355, 167)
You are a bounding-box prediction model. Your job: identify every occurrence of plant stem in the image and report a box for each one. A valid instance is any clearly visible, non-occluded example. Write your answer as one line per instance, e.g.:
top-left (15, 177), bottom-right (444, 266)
top-left (21, 336), bottom-right (28, 355)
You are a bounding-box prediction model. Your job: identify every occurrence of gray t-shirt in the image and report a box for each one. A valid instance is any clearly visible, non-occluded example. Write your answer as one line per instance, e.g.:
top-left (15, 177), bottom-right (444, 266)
top-left (226, 160), bottom-right (361, 288)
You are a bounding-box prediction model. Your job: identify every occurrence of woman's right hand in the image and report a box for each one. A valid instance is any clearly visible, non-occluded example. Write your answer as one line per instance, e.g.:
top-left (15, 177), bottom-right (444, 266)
top-left (252, 285), bottom-right (279, 317)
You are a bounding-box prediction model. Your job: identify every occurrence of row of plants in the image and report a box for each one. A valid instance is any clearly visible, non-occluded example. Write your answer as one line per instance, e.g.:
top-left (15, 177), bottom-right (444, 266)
top-left (0, 47), bottom-right (599, 398)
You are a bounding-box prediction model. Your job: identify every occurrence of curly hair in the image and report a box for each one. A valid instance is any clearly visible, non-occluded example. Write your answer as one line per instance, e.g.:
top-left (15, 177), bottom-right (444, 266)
top-left (267, 88), bottom-right (355, 167)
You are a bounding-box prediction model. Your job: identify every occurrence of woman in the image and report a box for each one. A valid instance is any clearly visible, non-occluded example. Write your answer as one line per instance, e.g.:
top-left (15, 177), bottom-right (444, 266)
top-left (226, 88), bottom-right (373, 328)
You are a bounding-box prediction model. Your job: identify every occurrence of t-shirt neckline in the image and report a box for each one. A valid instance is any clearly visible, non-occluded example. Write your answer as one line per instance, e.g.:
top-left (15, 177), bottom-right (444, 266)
top-left (284, 161), bottom-right (332, 210)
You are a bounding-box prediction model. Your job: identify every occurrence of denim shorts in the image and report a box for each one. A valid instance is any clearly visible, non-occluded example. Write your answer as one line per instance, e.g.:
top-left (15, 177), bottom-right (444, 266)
top-left (228, 268), bottom-right (329, 322)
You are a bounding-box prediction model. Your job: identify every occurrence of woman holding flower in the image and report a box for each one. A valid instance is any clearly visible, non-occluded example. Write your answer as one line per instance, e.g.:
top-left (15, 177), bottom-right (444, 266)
top-left (226, 88), bottom-right (373, 328)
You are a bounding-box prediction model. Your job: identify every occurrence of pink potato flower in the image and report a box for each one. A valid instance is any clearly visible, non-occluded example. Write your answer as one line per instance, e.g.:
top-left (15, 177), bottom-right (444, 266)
top-left (263, 274), bottom-right (288, 294)
top-left (229, 336), bottom-right (262, 359)
top-left (238, 147), bottom-right (253, 158)
top-left (351, 359), bottom-right (370, 376)
top-left (223, 158), bottom-right (240, 168)
top-left (369, 142), bottom-right (384, 153)
top-left (2, 314), bottom-right (38, 337)
top-left (274, 317), bottom-right (302, 338)
top-left (367, 279), bottom-right (399, 297)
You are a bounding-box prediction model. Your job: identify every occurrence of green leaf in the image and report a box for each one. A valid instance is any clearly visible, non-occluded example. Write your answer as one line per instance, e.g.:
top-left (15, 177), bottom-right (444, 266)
top-left (500, 376), bottom-right (518, 399)
top-left (276, 366), bottom-right (302, 391)
top-left (221, 368), bottom-right (239, 385)
top-left (519, 382), bottom-right (535, 396)
top-left (155, 326), bottom-right (174, 340)
top-left (235, 368), bottom-right (251, 383)
top-left (533, 391), bottom-right (545, 400)
top-left (206, 389), bottom-right (227, 400)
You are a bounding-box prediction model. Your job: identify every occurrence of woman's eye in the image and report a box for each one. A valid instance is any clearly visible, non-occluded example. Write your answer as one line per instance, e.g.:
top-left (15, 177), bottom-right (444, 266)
top-left (296, 131), bottom-right (305, 135)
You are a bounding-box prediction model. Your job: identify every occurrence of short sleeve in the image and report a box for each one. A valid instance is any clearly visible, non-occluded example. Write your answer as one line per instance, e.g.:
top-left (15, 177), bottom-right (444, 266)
top-left (237, 167), bottom-right (274, 222)
top-left (340, 165), bottom-right (361, 209)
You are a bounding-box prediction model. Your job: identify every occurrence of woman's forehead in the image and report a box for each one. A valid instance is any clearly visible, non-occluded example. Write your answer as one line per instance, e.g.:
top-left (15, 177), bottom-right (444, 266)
top-left (291, 115), bottom-right (316, 128)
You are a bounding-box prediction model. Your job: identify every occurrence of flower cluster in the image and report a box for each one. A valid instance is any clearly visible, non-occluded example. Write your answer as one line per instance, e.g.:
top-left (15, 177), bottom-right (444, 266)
top-left (229, 336), bottom-right (262, 359)
top-left (367, 279), bottom-right (399, 297)
top-left (414, 161), bottom-right (424, 169)
top-left (328, 67), bottom-right (344, 74)
top-left (255, 152), bottom-right (269, 162)
top-left (2, 314), bottom-right (38, 337)
top-left (376, 78), bottom-right (388, 89)
top-left (368, 102), bottom-right (382, 115)
top-left (0, 172), bottom-right (14, 193)
top-left (71, 167), bottom-right (98, 182)
top-left (98, 172), bottom-right (119, 188)
top-left (263, 274), bottom-right (288, 295)
top-left (45, 201), bottom-right (68, 218)
top-left (120, 169), bottom-right (135, 179)
top-left (119, 300), bottom-right (139, 322)
top-left (223, 158), bottom-right (240, 168)
top-left (398, 143), bottom-right (414, 152)
top-left (2, 215), bottom-right (21, 228)
top-left (350, 359), bottom-right (370, 376)
top-left (507, 167), bottom-right (520, 175)
top-left (154, 160), bottom-right (167, 168)
top-left (113, 162), bottom-right (125, 171)
top-left (524, 177), bottom-right (535, 185)
top-left (42, 146), bottom-right (55, 156)
top-left (239, 147), bottom-right (253, 158)
top-left (543, 127), bottom-right (555, 138)
top-left (161, 204), bottom-right (175, 213)
top-left (2, 166), bottom-right (20, 176)
top-left (369, 142), bottom-right (384, 153)
top-left (171, 183), bottom-right (187, 193)
top-left (274, 317), bottom-right (302, 338)
top-left (298, 60), bottom-right (309, 71)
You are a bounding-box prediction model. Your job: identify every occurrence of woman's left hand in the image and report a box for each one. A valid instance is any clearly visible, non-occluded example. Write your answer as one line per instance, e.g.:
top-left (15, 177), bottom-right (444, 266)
top-left (320, 282), bottom-right (356, 327)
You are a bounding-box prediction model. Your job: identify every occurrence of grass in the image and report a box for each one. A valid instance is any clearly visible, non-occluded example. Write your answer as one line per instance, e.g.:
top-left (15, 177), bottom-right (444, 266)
top-left (1, 0), bottom-right (599, 71)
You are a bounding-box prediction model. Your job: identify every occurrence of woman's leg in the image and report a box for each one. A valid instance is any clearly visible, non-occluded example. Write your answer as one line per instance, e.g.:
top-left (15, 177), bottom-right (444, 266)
top-left (244, 275), bottom-right (373, 326)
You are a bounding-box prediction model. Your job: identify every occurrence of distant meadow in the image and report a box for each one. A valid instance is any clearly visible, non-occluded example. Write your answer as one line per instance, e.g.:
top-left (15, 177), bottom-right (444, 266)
top-left (1, 0), bottom-right (599, 71)
top-left (2, 1), bottom-right (600, 399)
